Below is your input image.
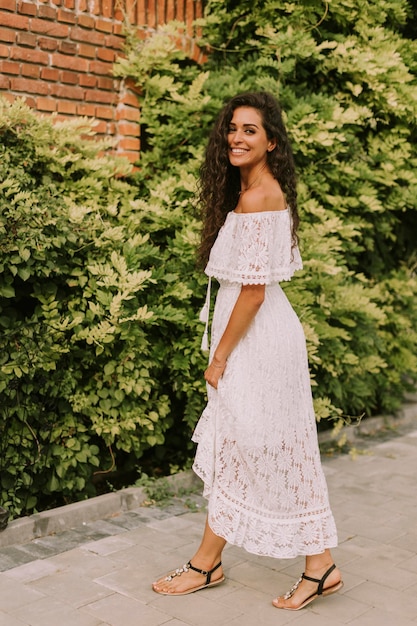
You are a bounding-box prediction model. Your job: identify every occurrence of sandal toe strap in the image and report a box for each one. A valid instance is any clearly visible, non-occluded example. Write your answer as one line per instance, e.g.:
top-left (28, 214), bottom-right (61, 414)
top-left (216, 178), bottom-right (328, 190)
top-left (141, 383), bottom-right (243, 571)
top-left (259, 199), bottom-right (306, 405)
top-left (164, 560), bottom-right (222, 585)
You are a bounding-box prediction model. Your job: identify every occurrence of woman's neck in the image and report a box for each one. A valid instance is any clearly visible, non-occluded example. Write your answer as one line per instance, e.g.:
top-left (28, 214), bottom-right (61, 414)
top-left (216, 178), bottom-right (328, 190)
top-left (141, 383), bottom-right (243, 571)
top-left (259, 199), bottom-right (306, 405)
top-left (239, 162), bottom-right (268, 195)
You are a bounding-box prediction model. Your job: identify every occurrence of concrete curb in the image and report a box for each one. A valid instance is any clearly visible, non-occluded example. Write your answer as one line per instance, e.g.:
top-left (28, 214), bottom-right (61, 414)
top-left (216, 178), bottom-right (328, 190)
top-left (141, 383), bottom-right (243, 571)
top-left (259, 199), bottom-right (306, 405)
top-left (0, 471), bottom-right (202, 549)
top-left (1, 398), bottom-right (416, 549)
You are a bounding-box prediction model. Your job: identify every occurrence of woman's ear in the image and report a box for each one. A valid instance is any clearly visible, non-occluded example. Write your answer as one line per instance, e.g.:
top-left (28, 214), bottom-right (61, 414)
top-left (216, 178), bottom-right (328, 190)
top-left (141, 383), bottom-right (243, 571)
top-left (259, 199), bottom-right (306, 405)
top-left (267, 139), bottom-right (277, 152)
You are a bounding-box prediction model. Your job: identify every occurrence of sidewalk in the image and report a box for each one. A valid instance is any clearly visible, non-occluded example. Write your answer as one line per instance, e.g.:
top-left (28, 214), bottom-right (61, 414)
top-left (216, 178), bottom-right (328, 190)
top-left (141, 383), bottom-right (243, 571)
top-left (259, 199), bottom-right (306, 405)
top-left (1, 424), bottom-right (417, 625)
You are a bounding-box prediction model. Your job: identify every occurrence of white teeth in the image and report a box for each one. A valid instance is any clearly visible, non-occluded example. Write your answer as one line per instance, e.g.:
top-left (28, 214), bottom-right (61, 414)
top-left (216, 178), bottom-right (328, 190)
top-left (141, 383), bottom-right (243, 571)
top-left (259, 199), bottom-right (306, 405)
top-left (231, 149), bottom-right (247, 154)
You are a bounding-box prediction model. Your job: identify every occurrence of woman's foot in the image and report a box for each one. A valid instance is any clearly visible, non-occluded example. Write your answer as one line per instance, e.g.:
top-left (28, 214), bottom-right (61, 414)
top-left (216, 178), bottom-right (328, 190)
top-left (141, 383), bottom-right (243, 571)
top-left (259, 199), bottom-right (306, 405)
top-left (272, 563), bottom-right (343, 610)
top-left (152, 560), bottom-right (225, 596)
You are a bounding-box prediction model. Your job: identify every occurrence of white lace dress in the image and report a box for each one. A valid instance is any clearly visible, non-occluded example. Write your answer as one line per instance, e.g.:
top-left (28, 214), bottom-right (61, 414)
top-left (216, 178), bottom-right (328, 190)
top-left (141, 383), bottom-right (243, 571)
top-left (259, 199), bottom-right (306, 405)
top-left (192, 209), bottom-right (338, 558)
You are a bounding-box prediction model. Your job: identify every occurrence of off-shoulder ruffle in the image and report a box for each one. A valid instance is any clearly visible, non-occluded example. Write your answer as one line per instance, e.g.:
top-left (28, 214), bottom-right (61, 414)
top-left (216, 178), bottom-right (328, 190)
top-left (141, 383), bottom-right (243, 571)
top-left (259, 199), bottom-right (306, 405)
top-left (205, 210), bottom-right (302, 285)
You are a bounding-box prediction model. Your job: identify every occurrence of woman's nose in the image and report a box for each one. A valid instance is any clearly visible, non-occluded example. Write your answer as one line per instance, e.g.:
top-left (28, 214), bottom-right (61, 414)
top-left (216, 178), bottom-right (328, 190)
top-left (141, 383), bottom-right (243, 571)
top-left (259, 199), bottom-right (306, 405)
top-left (231, 130), bottom-right (244, 144)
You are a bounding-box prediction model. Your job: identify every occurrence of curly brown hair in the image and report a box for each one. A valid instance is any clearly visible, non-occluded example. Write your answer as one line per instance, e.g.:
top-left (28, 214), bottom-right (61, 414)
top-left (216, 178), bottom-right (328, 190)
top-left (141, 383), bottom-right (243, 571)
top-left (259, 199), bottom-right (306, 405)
top-left (197, 92), bottom-right (299, 267)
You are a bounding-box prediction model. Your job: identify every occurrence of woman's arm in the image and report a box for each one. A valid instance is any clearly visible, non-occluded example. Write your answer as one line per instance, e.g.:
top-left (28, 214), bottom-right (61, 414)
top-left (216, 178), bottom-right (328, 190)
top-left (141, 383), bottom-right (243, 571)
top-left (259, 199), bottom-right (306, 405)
top-left (204, 283), bottom-right (265, 389)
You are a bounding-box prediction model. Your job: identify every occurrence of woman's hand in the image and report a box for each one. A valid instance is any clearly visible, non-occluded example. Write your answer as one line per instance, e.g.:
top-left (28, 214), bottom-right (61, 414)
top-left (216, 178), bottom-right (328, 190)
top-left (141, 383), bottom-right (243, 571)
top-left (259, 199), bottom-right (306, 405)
top-left (204, 356), bottom-right (227, 389)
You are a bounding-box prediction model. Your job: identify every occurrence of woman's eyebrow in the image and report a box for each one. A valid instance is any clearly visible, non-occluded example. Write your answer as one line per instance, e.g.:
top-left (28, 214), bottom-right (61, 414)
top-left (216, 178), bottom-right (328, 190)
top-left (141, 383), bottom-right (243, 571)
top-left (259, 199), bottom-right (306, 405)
top-left (229, 123), bottom-right (259, 128)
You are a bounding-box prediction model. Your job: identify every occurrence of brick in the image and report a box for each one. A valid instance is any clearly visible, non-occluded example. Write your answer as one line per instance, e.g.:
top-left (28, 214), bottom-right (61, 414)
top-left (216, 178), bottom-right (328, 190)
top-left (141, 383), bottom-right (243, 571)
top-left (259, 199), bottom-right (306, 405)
top-left (119, 92), bottom-right (139, 107)
top-left (124, 77), bottom-right (141, 94)
top-left (101, 0), bottom-right (112, 18)
top-left (166, 0), bottom-right (175, 21)
top-left (0, 92), bottom-right (15, 104)
top-left (77, 102), bottom-right (95, 116)
top-left (89, 0), bottom-right (100, 14)
top-left (79, 74), bottom-right (96, 87)
top-left (31, 19), bottom-right (69, 37)
top-left (91, 120), bottom-right (107, 133)
top-left (21, 63), bottom-right (40, 78)
top-left (57, 8), bottom-right (76, 23)
top-left (0, 13), bottom-right (29, 30)
top-left (40, 67), bottom-right (59, 81)
top-left (77, 14), bottom-right (94, 29)
top-left (118, 137), bottom-right (140, 151)
top-left (84, 88), bottom-right (115, 104)
top-left (57, 100), bottom-right (77, 114)
top-left (95, 18), bottom-right (112, 33)
top-left (97, 76), bottom-right (114, 90)
top-left (195, 0), bottom-right (203, 20)
top-left (36, 97), bottom-right (57, 112)
top-left (49, 83), bottom-right (84, 99)
top-left (104, 34), bottom-right (124, 50)
top-left (0, 74), bottom-right (9, 89)
top-left (78, 43), bottom-right (95, 58)
top-left (11, 48), bottom-right (49, 64)
top-left (17, 1), bottom-right (37, 16)
top-left (64, 0), bottom-right (75, 8)
top-left (112, 22), bottom-right (123, 36)
top-left (52, 53), bottom-right (88, 71)
top-left (95, 104), bottom-right (114, 120)
top-left (70, 27), bottom-right (103, 45)
top-left (23, 95), bottom-right (36, 107)
top-left (11, 77), bottom-right (49, 95)
top-left (116, 106), bottom-right (140, 122)
top-left (38, 37), bottom-right (58, 51)
top-left (0, 59), bottom-right (20, 74)
top-left (88, 60), bottom-right (112, 76)
top-left (59, 41), bottom-right (77, 55)
top-left (61, 69), bottom-right (78, 84)
top-left (97, 48), bottom-right (115, 62)
top-left (0, 28), bottom-right (15, 43)
top-left (0, 43), bottom-right (8, 57)
top-left (0, 0), bottom-right (16, 11)
top-left (175, 2), bottom-right (185, 22)
top-left (117, 121), bottom-right (140, 137)
top-left (113, 7), bottom-right (124, 21)
top-left (16, 32), bottom-right (37, 47)
top-left (38, 5), bottom-right (57, 19)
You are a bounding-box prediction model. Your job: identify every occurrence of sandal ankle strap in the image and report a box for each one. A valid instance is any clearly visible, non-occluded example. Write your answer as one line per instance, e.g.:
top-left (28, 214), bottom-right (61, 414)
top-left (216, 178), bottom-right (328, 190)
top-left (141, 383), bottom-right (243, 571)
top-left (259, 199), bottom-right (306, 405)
top-left (302, 564), bottom-right (336, 595)
top-left (188, 560), bottom-right (222, 585)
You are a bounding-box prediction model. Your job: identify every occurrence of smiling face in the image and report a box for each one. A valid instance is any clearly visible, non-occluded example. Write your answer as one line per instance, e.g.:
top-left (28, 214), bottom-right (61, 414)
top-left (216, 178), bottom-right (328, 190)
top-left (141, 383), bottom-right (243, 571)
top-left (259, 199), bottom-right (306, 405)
top-left (227, 107), bottom-right (276, 169)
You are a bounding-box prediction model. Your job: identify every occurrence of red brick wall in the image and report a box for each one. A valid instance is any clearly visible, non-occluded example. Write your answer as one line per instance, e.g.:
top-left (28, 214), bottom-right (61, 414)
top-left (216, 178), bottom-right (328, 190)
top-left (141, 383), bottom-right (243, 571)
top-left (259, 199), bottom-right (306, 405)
top-left (0, 0), bottom-right (205, 162)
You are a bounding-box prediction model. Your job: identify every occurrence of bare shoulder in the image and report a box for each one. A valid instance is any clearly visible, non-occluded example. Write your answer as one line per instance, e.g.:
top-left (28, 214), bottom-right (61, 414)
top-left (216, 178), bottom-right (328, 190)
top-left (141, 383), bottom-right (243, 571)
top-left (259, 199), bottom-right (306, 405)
top-left (237, 180), bottom-right (286, 214)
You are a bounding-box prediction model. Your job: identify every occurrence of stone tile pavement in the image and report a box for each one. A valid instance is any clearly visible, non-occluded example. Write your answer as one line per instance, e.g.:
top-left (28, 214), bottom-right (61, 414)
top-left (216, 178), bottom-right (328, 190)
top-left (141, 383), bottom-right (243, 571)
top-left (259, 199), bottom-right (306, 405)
top-left (1, 424), bottom-right (417, 625)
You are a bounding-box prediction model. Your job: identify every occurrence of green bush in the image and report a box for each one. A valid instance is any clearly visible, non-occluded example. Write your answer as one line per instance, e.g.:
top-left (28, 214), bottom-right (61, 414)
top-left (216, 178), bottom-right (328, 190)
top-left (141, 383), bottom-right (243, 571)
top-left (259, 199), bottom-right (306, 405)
top-left (114, 0), bottom-right (417, 425)
top-left (0, 99), bottom-right (206, 517)
top-left (1, 0), bottom-right (417, 518)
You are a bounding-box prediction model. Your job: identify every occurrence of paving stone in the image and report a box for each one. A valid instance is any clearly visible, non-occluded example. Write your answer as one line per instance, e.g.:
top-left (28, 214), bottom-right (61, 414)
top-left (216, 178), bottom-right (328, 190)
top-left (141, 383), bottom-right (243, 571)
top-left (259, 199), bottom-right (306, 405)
top-left (3, 558), bottom-right (59, 583)
top-left (0, 611), bottom-right (29, 626)
top-left (0, 546), bottom-right (37, 571)
top-left (10, 595), bottom-right (105, 626)
top-left (0, 424), bottom-right (417, 625)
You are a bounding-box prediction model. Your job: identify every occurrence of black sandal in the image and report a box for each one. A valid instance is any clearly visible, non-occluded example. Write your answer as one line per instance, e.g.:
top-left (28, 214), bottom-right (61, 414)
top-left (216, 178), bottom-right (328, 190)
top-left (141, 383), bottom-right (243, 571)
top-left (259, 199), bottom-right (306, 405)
top-left (152, 560), bottom-right (225, 596)
top-left (273, 563), bottom-right (344, 610)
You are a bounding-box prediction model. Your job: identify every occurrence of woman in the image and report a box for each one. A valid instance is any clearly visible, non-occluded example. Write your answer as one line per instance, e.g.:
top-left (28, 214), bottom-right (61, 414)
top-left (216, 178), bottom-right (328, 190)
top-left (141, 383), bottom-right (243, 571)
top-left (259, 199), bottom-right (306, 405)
top-left (152, 92), bottom-right (343, 610)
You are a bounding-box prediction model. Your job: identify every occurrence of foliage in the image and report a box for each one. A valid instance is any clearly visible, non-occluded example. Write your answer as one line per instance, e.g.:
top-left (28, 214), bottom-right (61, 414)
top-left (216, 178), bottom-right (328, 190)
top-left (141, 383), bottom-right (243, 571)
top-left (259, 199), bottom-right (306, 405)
top-left (114, 0), bottom-right (417, 425)
top-left (0, 99), bottom-right (206, 518)
top-left (1, 0), bottom-right (417, 518)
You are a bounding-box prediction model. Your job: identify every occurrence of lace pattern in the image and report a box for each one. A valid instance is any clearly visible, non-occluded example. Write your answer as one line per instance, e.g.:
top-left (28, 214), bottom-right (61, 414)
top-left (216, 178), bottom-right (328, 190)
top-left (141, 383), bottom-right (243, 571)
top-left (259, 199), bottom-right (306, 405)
top-left (204, 210), bottom-right (302, 285)
top-left (192, 211), bottom-right (338, 558)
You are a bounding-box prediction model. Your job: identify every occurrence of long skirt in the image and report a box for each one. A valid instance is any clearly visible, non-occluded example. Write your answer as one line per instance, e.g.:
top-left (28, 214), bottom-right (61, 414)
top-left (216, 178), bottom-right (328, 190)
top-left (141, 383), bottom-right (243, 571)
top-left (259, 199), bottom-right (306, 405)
top-left (192, 281), bottom-right (338, 558)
